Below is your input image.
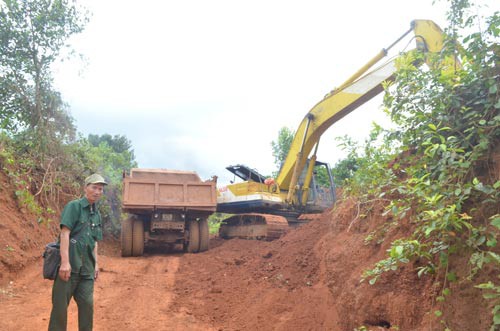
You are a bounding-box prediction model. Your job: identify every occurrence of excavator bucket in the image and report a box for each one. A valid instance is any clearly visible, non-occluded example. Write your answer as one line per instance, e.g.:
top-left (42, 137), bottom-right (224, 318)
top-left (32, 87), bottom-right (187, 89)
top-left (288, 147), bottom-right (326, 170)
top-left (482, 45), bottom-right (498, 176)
top-left (219, 213), bottom-right (288, 240)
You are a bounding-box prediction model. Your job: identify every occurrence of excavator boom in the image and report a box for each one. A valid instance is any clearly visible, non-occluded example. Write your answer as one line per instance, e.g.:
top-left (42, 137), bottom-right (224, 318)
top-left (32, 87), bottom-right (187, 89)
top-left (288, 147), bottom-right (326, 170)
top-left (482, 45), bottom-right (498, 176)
top-left (278, 20), bottom-right (457, 203)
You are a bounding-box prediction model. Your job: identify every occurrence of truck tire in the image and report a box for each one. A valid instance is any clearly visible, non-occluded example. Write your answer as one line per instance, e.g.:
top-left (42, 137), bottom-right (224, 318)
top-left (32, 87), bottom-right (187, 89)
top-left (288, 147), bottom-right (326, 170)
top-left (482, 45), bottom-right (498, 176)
top-left (132, 219), bottom-right (144, 256)
top-left (199, 218), bottom-right (209, 252)
top-left (186, 220), bottom-right (200, 253)
top-left (121, 218), bottom-right (133, 257)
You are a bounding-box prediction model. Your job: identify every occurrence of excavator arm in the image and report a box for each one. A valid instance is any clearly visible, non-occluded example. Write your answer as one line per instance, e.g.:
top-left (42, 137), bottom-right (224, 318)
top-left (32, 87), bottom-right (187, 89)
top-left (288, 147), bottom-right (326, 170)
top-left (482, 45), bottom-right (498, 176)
top-left (276, 20), bottom-right (458, 204)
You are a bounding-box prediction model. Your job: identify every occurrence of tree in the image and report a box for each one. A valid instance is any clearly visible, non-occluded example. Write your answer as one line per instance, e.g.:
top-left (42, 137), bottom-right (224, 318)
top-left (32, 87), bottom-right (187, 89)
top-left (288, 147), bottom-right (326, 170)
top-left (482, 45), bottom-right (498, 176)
top-left (331, 156), bottom-right (359, 187)
top-left (0, 0), bottom-right (89, 148)
top-left (271, 126), bottom-right (294, 172)
top-left (271, 126), bottom-right (333, 187)
top-left (0, 1), bottom-right (141, 238)
top-left (88, 133), bottom-right (135, 156)
top-left (0, 0), bottom-right (91, 218)
top-left (330, 136), bottom-right (360, 187)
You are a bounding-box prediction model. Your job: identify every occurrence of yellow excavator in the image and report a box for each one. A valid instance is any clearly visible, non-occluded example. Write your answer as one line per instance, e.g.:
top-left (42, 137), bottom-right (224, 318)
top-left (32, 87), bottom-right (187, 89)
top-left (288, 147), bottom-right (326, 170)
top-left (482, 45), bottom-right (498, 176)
top-left (216, 20), bottom-right (458, 240)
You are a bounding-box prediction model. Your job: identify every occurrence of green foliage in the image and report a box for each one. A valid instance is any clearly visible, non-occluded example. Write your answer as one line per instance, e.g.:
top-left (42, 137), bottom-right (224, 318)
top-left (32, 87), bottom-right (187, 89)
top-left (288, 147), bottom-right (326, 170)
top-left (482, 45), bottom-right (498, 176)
top-left (76, 135), bottom-right (137, 236)
top-left (475, 280), bottom-right (500, 329)
top-left (1, 108), bottom-right (137, 237)
top-left (15, 187), bottom-right (42, 215)
top-left (361, 239), bottom-right (428, 284)
top-left (330, 135), bottom-right (377, 188)
top-left (5, 132), bottom-right (137, 236)
top-left (1, 137), bottom-right (56, 224)
top-left (334, 124), bottom-right (398, 201)
top-left (0, 1), bottom-right (137, 239)
top-left (313, 165), bottom-right (332, 187)
top-left (208, 213), bottom-right (233, 234)
top-left (336, 2), bottom-right (500, 327)
top-left (88, 133), bottom-right (136, 156)
top-left (271, 126), bottom-right (333, 187)
top-left (330, 140), bottom-right (359, 187)
top-left (0, 0), bottom-right (89, 149)
top-left (271, 126), bottom-right (294, 173)
top-left (0, 0), bottom-right (94, 228)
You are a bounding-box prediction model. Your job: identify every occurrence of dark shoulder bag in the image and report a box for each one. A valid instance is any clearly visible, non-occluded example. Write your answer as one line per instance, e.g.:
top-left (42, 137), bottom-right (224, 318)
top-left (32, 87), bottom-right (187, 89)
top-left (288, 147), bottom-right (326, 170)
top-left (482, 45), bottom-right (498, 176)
top-left (42, 242), bottom-right (61, 280)
top-left (42, 220), bottom-right (89, 280)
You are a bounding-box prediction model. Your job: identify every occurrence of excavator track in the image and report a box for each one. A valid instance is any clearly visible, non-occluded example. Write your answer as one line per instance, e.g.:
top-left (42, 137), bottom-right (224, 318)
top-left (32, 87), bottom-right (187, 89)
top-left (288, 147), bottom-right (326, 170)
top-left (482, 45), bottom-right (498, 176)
top-left (219, 213), bottom-right (288, 240)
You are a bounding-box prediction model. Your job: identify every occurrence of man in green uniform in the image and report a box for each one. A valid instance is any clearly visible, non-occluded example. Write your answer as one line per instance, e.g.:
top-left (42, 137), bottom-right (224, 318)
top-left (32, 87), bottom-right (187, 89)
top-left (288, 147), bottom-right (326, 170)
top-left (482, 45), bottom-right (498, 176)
top-left (48, 174), bottom-right (107, 331)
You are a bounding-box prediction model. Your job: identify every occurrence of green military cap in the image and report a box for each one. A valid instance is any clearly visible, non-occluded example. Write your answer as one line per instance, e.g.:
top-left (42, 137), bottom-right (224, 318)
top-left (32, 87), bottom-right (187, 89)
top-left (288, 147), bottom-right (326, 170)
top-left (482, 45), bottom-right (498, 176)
top-left (84, 173), bottom-right (108, 186)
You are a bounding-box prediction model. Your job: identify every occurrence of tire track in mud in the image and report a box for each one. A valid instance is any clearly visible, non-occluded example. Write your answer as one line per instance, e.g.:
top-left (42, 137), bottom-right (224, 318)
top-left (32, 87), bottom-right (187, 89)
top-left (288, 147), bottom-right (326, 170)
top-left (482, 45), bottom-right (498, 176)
top-left (97, 256), bottom-right (178, 328)
top-left (94, 254), bottom-right (214, 331)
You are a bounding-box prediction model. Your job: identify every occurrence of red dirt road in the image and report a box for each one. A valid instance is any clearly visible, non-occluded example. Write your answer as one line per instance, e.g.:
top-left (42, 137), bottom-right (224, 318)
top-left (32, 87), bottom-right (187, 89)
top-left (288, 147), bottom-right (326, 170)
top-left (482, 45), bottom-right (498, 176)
top-left (1, 236), bottom-right (339, 331)
top-left (1, 228), bottom-right (344, 330)
top-left (0, 247), bottom-right (215, 331)
top-left (0, 200), bottom-right (493, 330)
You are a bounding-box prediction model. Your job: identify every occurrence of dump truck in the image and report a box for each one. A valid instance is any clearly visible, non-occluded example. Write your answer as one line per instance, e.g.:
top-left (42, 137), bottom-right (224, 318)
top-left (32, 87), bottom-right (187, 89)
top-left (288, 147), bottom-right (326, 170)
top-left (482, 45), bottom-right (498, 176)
top-left (120, 168), bottom-right (217, 256)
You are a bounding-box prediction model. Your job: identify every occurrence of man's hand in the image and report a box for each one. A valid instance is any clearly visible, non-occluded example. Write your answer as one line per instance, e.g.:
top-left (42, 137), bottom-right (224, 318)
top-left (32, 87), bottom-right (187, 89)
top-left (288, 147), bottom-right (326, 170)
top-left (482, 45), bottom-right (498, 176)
top-left (94, 265), bottom-right (99, 281)
top-left (58, 261), bottom-right (71, 282)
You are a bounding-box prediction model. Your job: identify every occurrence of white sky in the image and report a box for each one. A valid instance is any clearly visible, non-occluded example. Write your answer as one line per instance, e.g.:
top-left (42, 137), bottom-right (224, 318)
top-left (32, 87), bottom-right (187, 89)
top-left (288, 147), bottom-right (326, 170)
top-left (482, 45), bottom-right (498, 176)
top-left (52, 0), bottom-right (498, 185)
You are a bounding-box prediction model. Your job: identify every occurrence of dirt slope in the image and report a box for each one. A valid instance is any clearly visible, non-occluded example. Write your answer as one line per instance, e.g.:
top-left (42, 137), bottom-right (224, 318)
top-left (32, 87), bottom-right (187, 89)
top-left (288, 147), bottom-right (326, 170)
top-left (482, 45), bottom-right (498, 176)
top-left (0, 170), bottom-right (59, 281)
top-left (0, 169), bottom-right (494, 330)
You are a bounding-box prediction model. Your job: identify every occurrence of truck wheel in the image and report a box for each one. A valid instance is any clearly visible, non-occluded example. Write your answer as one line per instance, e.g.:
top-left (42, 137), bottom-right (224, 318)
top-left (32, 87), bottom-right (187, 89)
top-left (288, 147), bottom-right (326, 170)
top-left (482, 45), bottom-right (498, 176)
top-left (132, 219), bottom-right (144, 256)
top-left (199, 218), bottom-right (209, 252)
top-left (121, 218), bottom-right (133, 257)
top-left (186, 220), bottom-right (200, 253)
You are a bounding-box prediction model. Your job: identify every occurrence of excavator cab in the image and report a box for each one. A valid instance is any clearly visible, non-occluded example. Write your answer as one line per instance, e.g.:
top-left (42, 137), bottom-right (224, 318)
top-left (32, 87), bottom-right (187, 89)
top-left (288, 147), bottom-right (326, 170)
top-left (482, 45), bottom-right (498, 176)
top-left (226, 164), bottom-right (267, 184)
top-left (218, 161), bottom-right (335, 215)
top-left (217, 160), bottom-right (335, 240)
top-left (297, 160), bottom-right (336, 212)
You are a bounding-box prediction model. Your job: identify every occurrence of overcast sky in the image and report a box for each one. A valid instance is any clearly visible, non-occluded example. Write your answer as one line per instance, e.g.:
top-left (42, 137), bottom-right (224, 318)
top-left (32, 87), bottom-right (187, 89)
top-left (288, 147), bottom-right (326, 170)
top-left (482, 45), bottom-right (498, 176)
top-left (52, 0), bottom-right (498, 185)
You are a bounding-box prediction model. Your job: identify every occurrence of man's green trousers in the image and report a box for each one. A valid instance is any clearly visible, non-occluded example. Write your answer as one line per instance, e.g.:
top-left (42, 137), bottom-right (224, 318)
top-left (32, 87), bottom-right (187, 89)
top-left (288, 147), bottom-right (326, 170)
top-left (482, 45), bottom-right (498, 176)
top-left (48, 273), bottom-right (94, 331)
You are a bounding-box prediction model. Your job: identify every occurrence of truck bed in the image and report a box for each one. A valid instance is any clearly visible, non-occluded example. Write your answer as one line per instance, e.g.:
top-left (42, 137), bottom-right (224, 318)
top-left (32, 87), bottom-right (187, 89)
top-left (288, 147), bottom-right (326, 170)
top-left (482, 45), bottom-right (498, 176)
top-left (122, 169), bottom-right (217, 213)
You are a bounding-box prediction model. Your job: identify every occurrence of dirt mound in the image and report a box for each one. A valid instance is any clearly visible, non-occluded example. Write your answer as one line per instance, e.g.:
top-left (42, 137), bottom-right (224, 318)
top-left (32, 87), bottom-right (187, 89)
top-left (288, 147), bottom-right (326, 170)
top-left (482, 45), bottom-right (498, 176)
top-left (172, 198), bottom-right (492, 330)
